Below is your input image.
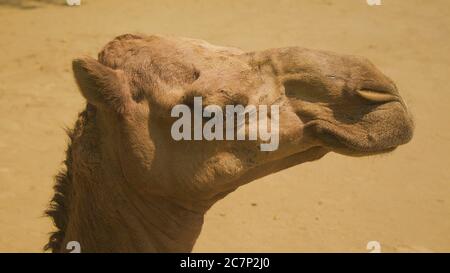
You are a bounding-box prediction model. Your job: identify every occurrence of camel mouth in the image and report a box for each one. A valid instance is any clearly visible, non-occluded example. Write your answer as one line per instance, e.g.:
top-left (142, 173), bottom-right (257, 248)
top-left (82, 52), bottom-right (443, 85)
top-left (314, 126), bottom-right (398, 157)
top-left (305, 101), bottom-right (414, 157)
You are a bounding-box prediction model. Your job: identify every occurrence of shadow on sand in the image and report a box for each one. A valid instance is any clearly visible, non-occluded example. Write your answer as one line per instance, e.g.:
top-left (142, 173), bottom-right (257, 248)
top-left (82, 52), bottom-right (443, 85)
top-left (0, 0), bottom-right (67, 9)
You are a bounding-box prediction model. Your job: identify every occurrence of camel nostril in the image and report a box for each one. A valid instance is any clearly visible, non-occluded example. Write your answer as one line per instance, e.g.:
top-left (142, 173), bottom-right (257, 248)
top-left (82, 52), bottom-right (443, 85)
top-left (356, 89), bottom-right (400, 103)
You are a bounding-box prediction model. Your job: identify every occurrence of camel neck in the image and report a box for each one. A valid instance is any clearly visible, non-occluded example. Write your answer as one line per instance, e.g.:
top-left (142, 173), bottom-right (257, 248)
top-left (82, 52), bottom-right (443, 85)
top-left (53, 108), bottom-right (206, 253)
top-left (61, 151), bottom-right (205, 253)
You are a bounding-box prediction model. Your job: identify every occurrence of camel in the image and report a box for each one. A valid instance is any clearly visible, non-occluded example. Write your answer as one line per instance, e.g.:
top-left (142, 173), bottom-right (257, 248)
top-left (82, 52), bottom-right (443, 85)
top-left (45, 34), bottom-right (414, 252)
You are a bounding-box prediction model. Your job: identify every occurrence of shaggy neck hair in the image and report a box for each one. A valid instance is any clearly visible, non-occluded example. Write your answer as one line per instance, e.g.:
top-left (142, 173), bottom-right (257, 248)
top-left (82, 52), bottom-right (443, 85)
top-left (45, 105), bottom-right (98, 252)
top-left (45, 103), bottom-right (203, 252)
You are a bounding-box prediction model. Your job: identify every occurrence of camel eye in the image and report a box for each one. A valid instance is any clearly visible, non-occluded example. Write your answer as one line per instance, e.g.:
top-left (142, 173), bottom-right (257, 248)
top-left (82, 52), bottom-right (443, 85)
top-left (219, 90), bottom-right (249, 106)
top-left (192, 69), bottom-right (200, 81)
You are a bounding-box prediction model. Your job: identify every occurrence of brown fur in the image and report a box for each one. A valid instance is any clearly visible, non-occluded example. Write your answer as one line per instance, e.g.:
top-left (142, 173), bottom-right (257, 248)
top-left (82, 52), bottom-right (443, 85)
top-left (46, 34), bottom-right (413, 252)
top-left (45, 106), bottom-right (94, 251)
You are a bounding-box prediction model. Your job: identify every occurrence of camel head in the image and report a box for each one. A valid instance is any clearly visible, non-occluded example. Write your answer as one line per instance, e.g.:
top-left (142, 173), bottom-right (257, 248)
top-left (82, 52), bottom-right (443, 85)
top-left (72, 34), bottom-right (413, 210)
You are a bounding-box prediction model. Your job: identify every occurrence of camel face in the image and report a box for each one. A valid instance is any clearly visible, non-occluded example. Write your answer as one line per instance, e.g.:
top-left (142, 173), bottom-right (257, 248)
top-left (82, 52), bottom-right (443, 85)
top-left (271, 47), bottom-right (415, 157)
top-left (72, 34), bottom-right (413, 204)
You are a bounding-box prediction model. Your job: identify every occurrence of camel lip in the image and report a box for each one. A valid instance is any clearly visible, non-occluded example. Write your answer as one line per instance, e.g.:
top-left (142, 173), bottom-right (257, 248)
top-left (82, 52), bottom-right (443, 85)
top-left (314, 124), bottom-right (397, 156)
top-left (306, 111), bottom-right (412, 157)
top-left (321, 132), bottom-right (406, 157)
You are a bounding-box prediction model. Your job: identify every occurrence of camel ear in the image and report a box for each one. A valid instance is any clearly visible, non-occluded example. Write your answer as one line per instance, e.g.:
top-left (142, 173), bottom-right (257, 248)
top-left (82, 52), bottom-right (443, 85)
top-left (72, 57), bottom-right (132, 114)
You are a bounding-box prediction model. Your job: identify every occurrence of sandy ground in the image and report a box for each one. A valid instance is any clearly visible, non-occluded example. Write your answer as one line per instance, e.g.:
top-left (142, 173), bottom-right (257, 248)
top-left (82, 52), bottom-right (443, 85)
top-left (0, 0), bottom-right (449, 253)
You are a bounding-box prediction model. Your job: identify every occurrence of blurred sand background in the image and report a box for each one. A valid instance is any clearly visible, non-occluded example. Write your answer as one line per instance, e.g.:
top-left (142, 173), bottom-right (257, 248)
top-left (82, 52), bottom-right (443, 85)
top-left (0, 0), bottom-right (449, 252)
